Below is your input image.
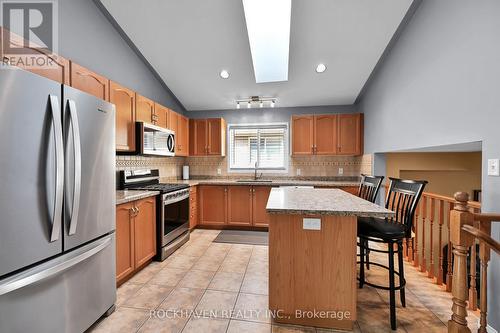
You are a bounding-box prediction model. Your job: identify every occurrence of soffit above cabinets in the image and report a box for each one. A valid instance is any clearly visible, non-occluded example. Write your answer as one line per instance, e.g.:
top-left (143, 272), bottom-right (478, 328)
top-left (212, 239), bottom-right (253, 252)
top-left (99, 0), bottom-right (414, 110)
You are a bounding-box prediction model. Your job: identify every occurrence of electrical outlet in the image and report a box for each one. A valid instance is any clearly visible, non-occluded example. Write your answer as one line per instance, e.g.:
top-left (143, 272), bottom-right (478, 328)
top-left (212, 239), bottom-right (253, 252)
top-left (217, 168), bottom-right (222, 175)
top-left (296, 168), bottom-right (301, 176)
top-left (488, 159), bottom-right (500, 176)
top-left (303, 218), bottom-right (321, 230)
top-left (338, 167), bottom-right (344, 175)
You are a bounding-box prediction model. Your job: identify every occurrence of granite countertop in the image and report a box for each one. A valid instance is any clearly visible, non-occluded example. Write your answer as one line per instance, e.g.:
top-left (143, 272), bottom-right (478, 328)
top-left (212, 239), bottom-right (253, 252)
top-left (162, 178), bottom-right (360, 187)
top-left (266, 188), bottom-right (394, 218)
top-left (116, 190), bottom-right (160, 205)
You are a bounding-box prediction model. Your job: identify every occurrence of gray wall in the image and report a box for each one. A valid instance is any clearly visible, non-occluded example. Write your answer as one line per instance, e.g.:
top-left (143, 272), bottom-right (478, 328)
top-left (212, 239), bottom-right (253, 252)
top-left (58, 0), bottom-right (184, 112)
top-left (186, 105), bottom-right (358, 124)
top-left (358, 0), bottom-right (500, 329)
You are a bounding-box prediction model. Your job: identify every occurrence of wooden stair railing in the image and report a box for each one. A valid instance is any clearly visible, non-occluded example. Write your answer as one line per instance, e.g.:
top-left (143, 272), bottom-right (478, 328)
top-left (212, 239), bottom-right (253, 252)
top-left (447, 192), bottom-right (500, 333)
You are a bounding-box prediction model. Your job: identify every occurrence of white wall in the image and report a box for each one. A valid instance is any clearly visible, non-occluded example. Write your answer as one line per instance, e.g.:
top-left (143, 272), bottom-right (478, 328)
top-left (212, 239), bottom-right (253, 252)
top-left (358, 0), bottom-right (500, 329)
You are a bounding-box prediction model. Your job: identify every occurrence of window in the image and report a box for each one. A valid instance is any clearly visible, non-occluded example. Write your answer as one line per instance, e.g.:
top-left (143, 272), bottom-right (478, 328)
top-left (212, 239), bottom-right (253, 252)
top-left (228, 123), bottom-right (288, 171)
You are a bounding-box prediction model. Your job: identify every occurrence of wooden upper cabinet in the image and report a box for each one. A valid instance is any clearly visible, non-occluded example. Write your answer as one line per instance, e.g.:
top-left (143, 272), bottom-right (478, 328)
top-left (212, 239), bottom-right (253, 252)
top-left (169, 110), bottom-right (179, 134)
top-left (199, 186), bottom-right (227, 225)
top-left (155, 103), bottom-right (169, 129)
top-left (227, 186), bottom-right (253, 226)
top-left (252, 186), bottom-right (272, 227)
top-left (116, 202), bottom-right (135, 283)
top-left (189, 119), bottom-right (207, 156)
top-left (1, 27), bottom-right (70, 84)
top-left (109, 81), bottom-right (135, 152)
top-left (70, 62), bottom-right (109, 101)
top-left (292, 115), bottom-right (314, 155)
top-left (207, 118), bottom-right (226, 156)
top-left (136, 94), bottom-right (155, 124)
top-left (337, 114), bottom-right (363, 155)
top-left (133, 197), bottom-right (156, 268)
top-left (177, 115), bottom-right (189, 156)
top-left (314, 115), bottom-right (337, 155)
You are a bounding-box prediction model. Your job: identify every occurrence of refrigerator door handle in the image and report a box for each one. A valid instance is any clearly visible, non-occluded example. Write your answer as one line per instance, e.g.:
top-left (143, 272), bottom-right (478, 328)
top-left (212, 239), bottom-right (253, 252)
top-left (0, 235), bottom-right (112, 296)
top-left (67, 99), bottom-right (82, 235)
top-left (49, 95), bottom-right (64, 242)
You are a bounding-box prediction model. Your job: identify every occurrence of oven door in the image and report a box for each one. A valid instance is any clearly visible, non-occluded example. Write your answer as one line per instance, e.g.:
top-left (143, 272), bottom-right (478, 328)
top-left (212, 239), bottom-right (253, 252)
top-left (138, 122), bottom-right (175, 156)
top-left (161, 190), bottom-right (189, 246)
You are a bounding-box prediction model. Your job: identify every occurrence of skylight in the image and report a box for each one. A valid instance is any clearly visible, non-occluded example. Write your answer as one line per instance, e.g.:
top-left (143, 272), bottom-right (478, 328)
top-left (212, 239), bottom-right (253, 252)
top-left (242, 0), bottom-right (292, 83)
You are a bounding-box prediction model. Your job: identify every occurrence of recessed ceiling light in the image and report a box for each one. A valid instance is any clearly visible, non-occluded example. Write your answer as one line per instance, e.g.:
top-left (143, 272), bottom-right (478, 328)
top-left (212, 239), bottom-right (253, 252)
top-left (315, 63), bottom-right (327, 73)
top-left (220, 70), bottom-right (230, 79)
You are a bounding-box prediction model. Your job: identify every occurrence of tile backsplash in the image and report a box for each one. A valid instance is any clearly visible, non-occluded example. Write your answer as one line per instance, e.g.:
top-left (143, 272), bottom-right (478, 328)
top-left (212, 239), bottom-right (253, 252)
top-left (116, 154), bottom-right (372, 180)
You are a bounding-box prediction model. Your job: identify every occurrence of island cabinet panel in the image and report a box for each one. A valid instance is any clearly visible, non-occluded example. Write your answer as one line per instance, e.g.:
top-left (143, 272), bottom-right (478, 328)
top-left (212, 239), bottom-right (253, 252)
top-left (70, 62), bottom-right (109, 101)
top-left (269, 214), bottom-right (357, 330)
top-left (252, 186), bottom-right (272, 227)
top-left (337, 114), bottom-right (363, 155)
top-left (292, 115), bottom-right (314, 155)
top-left (110, 81), bottom-right (136, 152)
top-left (136, 94), bottom-right (155, 124)
top-left (227, 186), bottom-right (253, 226)
top-left (116, 202), bottom-right (135, 283)
top-left (133, 197), bottom-right (156, 268)
top-left (177, 115), bottom-right (189, 156)
top-left (199, 186), bottom-right (227, 225)
top-left (155, 103), bottom-right (169, 129)
top-left (314, 114), bottom-right (337, 155)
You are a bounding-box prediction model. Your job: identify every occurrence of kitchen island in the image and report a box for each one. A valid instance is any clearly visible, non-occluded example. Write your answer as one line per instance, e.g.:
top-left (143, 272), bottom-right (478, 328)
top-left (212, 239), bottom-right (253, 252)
top-left (266, 188), bottom-right (394, 330)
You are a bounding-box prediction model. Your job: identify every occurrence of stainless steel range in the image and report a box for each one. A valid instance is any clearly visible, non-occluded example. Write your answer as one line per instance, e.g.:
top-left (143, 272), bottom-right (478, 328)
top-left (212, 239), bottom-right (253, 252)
top-left (120, 169), bottom-right (190, 261)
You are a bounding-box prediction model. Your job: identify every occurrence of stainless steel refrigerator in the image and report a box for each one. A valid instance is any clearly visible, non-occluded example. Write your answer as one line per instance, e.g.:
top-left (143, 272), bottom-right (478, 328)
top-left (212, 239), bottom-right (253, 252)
top-left (0, 67), bottom-right (116, 333)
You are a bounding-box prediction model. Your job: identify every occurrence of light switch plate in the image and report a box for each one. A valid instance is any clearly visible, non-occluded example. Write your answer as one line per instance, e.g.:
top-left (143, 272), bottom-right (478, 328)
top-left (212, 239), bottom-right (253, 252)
top-left (303, 218), bottom-right (321, 230)
top-left (217, 168), bottom-right (222, 175)
top-left (488, 159), bottom-right (500, 176)
top-left (296, 168), bottom-right (301, 176)
top-left (338, 167), bottom-right (344, 175)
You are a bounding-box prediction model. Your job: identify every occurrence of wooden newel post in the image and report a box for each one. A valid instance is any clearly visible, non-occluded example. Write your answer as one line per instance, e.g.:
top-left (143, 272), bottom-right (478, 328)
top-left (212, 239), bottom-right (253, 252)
top-left (448, 192), bottom-right (474, 333)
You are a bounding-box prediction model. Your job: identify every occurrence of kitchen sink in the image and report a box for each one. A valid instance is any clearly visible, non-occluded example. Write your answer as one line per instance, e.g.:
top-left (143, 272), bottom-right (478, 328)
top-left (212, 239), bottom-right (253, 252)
top-left (236, 179), bottom-right (273, 183)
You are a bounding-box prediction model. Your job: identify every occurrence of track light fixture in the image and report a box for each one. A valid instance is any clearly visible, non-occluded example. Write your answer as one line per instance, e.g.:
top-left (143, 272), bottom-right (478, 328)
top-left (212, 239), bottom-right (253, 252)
top-left (235, 96), bottom-right (277, 109)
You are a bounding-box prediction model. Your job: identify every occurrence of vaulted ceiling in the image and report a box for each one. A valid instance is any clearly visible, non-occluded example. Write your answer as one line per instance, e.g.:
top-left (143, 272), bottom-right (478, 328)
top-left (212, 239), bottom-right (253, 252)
top-left (100, 0), bottom-right (414, 110)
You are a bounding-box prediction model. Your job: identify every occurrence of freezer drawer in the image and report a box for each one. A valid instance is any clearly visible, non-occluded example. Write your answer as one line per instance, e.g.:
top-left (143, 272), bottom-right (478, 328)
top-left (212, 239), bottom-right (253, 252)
top-left (0, 234), bottom-right (116, 333)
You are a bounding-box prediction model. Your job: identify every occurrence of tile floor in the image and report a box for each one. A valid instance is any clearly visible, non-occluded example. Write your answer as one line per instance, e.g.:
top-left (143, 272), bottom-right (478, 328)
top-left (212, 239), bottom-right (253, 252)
top-left (88, 229), bottom-right (479, 333)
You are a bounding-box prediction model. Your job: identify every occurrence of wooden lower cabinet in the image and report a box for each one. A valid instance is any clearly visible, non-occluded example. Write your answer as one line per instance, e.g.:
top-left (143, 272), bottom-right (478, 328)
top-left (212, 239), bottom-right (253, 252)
top-left (199, 186), bottom-right (227, 225)
top-left (189, 186), bottom-right (198, 229)
top-left (341, 186), bottom-right (359, 195)
top-left (116, 196), bottom-right (156, 285)
top-left (253, 186), bottom-right (272, 227)
top-left (227, 186), bottom-right (253, 226)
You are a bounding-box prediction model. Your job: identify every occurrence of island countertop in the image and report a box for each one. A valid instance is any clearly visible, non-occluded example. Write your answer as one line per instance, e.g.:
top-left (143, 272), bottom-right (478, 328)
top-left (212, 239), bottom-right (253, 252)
top-left (266, 187), bottom-right (394, 218)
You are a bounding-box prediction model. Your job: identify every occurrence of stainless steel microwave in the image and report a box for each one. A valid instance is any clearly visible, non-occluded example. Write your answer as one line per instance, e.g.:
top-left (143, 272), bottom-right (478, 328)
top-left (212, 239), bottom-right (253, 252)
top-left (137, 122), bottom-right (175, 156)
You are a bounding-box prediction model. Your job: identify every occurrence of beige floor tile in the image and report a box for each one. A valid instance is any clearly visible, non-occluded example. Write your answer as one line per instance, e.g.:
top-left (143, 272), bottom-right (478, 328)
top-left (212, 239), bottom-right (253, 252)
top-left (241, 273), bottom-right (268, 295)
top-left (191, 254), bottom-right (225, 272)
top-left (164, 255), bottom-right (200, 270)
top-left (148, 267), bottom-right (189, 287)
top-left (178, 269), bottom-right (216, 289)
top-left (271, 324), bottom-right (316, 333)
top-left (128, 263), bottom-right (163, 284)
top-left (116, 282), bottom-right (144, 306)
top-left (158, 287), bottom-right (205, 311)
top-left (232, 293), bottom-right (270, 323)
top-left (182, 317), bottom-right (229, 333)
top-left (137, 315), bottom-right (189, 333)
top-left (195, 290), bottom-right (238, 319)
top-left (179, 244), bottom-right (211, 257)
top-left (219, 257), bottom-right (249, 274)
top-left (91, 307), bottom-right (149, 333)
top-left (227, 319), bottom-right (271, 333)
top-left (123, 284), bottom-right (173, 310)
top-left (208, 271), bottom-right (244, 292)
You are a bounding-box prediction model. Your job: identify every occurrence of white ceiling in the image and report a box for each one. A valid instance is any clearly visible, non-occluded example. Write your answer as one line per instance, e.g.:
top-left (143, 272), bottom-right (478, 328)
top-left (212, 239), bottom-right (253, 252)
top-left (100, 0), bottom-right (413, 111)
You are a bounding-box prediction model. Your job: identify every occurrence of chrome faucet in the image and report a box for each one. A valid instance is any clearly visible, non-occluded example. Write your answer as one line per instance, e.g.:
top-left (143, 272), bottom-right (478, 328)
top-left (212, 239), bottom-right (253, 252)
top-left (254, 161), bottom-right (263, 180)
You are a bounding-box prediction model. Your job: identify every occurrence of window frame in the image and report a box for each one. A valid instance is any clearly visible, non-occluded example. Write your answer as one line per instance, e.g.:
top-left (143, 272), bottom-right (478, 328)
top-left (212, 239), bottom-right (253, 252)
top-left (227, 122), bottom-right (289, 173)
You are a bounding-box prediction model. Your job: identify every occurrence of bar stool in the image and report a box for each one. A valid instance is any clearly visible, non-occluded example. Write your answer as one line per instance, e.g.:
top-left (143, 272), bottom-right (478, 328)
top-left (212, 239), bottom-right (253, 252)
top-left (357, 177), bottom-right (427, 330)
top-left (357, 174), bottom-right (384, 203)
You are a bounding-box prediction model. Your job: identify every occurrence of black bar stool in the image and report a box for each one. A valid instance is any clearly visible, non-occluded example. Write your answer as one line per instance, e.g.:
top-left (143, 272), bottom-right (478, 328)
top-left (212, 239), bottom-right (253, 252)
top-left (357, 177), bottom-right (427, 330)
top-left (357, 174), bottom-right (384, 203)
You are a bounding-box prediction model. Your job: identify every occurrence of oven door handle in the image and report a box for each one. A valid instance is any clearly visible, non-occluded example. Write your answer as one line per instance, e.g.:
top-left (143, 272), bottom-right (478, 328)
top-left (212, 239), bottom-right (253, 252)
top-left (163, 192), bottom-right (189, 206)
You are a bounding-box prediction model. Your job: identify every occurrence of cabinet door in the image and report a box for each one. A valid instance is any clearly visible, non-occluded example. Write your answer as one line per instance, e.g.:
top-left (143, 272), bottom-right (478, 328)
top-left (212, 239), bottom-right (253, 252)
top-left (227, 186), bottom-right (253, 226)
top-left (155, 103), bottom-right (169, 129)
top-left (189, 186), bottom-right (198, 229)
top-left (116, 203), bottom-right (135, 283)
top-left (337, 114), bottom-right (363, 155)
top-left (314, 115), bottom-right (337, 155)
top-left (292, 115), bottom-right (314, 155)
top-left (169, 110), bottom-right (179, 136)
top-left (136, 95), bottom-right (155, 124)
top-left (177, 115), bottom-right (189, 156)
top-left (70, 62), bottom-right (109, 101)
top-left (207, 118), bottom-right (223, 155)
top-left (199, 186), bottom-right (227, 225)
top-left (253, 186), bottom-right (272, 227)
top-left (110, 81), bottom-right (136, 152)
top-left (134, 197), bottom-right (156, 268)
top-left (1, 27), bottom-right (70, 84)
top-left (341, 186), bottom-right (359, 195)
top-left (194, 119), bottom-right (208, 155)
